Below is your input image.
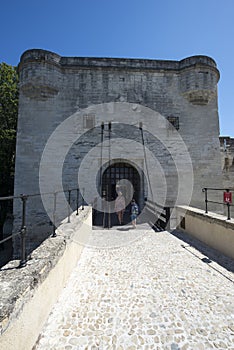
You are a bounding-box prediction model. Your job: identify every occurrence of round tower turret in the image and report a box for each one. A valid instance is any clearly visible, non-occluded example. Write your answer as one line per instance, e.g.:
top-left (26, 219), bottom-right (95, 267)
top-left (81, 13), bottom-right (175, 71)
top-left (179, 55), bottom-right (220, 105)
top-left (18, 49), bottom-right (62, 100)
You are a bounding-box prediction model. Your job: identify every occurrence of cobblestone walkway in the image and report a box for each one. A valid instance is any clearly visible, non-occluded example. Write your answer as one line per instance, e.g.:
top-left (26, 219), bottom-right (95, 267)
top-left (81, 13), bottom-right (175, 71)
top-left (34, 224), bottom-right (234, 350)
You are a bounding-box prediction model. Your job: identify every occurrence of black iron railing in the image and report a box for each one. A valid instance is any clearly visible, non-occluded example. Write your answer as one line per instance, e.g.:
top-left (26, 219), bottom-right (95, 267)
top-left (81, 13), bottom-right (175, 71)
top-left (0, 187), bottom-right (82, 268)
top-left (145, 199), bottom-right (171, 230)
top-left (202, 187), bottom-right (234, 220)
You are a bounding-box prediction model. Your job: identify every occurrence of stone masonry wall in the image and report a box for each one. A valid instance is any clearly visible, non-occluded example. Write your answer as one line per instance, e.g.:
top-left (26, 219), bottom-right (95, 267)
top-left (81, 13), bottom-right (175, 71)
top-left (14, 49), bottom-right (222, 254)
top-left (220, 136), bottom-right (234, 189)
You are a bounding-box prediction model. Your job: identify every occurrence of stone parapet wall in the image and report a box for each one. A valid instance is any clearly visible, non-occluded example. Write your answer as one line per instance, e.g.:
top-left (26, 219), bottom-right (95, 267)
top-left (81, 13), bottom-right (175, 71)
top-left (18, 50), bottom-right (219, 107)
top-left (176, 205), bottom-right (234, 259)
top-left (19, 49), bottom-right (219, 71)
top-left (0, 206), bottom-right (92, 350)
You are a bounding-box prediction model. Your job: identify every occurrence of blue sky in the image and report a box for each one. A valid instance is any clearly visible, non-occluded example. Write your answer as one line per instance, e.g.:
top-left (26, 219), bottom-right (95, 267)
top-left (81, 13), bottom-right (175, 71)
top-left (1, 0), bottom-right (233, 136)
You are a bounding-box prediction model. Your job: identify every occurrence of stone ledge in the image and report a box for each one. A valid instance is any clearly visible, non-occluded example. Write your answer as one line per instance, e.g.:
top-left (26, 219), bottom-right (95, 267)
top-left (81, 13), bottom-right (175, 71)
top-left (0, 206), bottom-right (91, 343)
top-left (176, 205), bottom-right (234, 260)
top-left (177, 205), bottom-right (234, 230)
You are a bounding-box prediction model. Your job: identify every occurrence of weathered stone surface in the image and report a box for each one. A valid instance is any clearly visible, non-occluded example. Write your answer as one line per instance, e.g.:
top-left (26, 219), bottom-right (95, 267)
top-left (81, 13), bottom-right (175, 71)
top-left (0, 207), bottom-right (90, 337)
top-left (14, 49), bottom-right (223, 255)
top-left (220, 136), bottom-right (234, 190)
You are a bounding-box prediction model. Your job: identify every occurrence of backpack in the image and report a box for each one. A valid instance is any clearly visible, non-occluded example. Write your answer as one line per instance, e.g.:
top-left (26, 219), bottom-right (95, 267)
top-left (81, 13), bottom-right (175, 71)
top-left (132, 204), bottom-right (138, 215)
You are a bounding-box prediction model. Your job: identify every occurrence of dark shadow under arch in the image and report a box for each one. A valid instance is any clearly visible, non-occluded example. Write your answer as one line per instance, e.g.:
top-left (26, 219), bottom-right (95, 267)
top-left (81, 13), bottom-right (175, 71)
top-left (102, 161), bottom-right (141, 204)
top-left (94, 160), bottom-right (143, 227)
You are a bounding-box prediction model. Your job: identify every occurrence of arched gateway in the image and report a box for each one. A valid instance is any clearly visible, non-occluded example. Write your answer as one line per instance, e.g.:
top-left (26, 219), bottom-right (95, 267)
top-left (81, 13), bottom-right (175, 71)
top-left (94, 161), bottom-right (143, 226)
top-left (102, 161), bottom-right (141, 204)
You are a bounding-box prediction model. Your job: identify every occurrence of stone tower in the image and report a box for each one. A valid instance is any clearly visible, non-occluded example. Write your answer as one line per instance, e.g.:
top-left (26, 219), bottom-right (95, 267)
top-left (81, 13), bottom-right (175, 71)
top-left (14, 49), bottom-right (222, 254)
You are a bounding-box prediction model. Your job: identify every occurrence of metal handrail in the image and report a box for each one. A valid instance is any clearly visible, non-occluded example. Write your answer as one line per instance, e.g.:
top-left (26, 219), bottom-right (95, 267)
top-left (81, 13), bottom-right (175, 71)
top-left (145, 199), bottom-right (168, 210)
top-left (145, 199), bottom-right (171, 230)
top-left (0, 187), bottom-right (81, 268)
top-left (202, 187), bottom-right (233, 220)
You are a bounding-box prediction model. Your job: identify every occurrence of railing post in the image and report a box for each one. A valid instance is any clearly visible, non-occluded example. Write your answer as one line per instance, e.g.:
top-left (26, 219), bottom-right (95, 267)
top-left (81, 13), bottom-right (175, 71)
top-left (227, 202), bottom-right (231, 220)
top-left (82, 187), bottom-right (85, 210)
top-left (102, 190), bottom-right (106, 228)
top-left (19, 195), bottom-right (28, 268)
top-left (52, 192), bottom-right (57, 237)
top-left (67, 190), bottom-right (71, 223)
top-left (203, 188), bottom-right (208, 213)
top-left (108, 202), bottom-right (111, 229)
top-left (76, 188), bottom-right (79, 215)
top-left (92, 197), bottom-right (97, 224)
top-left (165, 207), bottom-right (171, 230)
top-left (106, 185), bottom-right (111, 229)
top-left (108, 122), bottom-right (111, 229)
top-left (226, 189), bottom-right (231, 220)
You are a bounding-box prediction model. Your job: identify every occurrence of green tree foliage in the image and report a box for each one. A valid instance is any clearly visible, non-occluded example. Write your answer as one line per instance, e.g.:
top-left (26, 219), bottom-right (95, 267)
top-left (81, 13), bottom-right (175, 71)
top-left (0, 63), bottom-right (18, 196)
top-left (0, 63), bottom-right (18, 240)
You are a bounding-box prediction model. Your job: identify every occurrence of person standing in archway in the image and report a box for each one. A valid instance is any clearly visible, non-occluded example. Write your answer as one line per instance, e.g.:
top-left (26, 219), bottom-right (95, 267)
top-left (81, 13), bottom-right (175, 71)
top-left (115, 191), bottom-right (126, 225)
top-left (131, 199), bottom-right (139, 229)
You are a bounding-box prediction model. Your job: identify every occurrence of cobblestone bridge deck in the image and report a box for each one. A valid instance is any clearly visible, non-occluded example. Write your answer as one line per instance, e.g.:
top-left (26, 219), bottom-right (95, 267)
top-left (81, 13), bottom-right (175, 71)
top-left (34, 223), bottom-right (234, 350)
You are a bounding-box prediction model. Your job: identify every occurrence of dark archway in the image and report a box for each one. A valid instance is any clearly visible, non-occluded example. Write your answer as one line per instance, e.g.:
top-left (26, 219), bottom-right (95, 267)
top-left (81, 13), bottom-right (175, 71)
top-left (94, 161), bottom-right (142, 227)
top-left (102, 161), bottom-right (141, 226)
top-left (102, 161), bottom-right (141, 204)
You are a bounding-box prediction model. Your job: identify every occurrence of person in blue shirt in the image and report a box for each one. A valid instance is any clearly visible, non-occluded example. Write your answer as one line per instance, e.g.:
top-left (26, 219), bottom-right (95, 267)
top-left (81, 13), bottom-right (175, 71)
top-left (131, 199), bottom-right (139, 228)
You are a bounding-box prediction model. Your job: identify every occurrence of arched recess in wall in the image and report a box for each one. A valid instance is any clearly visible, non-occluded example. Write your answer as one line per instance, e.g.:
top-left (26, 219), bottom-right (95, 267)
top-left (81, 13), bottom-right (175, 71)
top-left (100, 159), bottom-right (143, 207)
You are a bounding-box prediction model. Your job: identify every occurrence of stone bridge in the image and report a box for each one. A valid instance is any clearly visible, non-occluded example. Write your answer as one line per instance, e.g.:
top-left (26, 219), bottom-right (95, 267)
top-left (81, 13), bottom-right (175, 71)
top-left (0, 206), bottom-right (234, 350)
